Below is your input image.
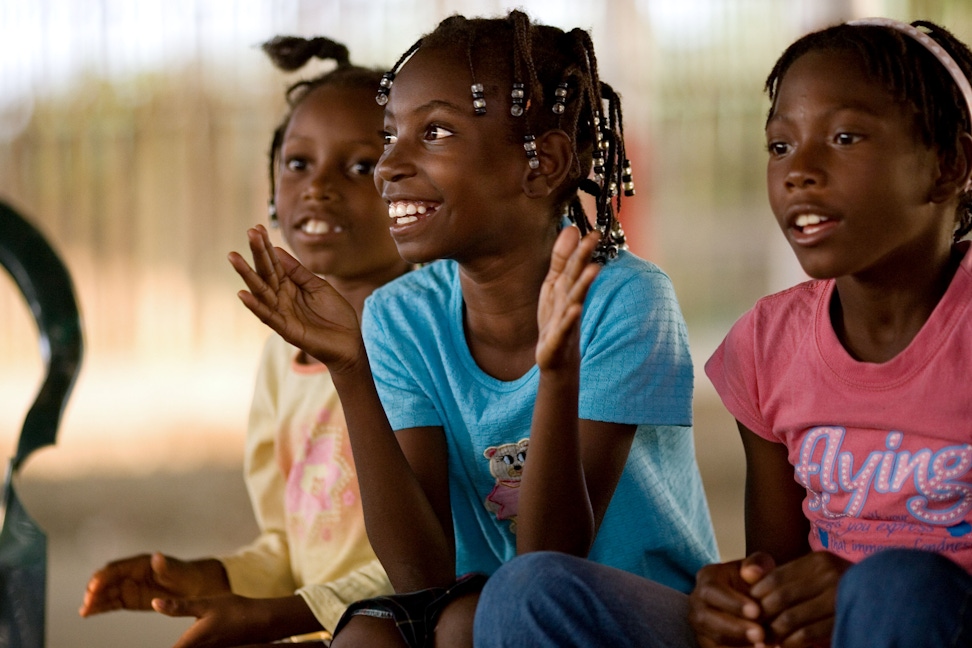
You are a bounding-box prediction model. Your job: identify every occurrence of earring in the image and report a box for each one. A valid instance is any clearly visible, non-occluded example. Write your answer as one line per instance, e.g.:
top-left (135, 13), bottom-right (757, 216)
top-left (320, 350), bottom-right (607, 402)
top-left (523, 134), bottom-right (539, 169)
top-left (268, 200), bottom-right (279, 228)
top-left (552, 82), bottom-right (568, 114)
top-left (510, 83), bottom-right (525, 117)
top-left (471, 83), bottom-right (486, 115)
top-left (376, 71), bottom-right (395, 106)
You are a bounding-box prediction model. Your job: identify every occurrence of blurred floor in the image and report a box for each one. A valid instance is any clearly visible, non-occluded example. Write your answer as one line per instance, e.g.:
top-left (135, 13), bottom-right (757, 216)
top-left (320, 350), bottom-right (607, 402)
top-left (12, 381), bottom-right (745, 648)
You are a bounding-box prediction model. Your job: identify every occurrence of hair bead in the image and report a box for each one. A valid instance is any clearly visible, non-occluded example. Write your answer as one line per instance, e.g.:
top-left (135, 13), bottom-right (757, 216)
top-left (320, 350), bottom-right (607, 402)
top-left (510, 83), bottom-right (525, 116)
top-left (471, 83), bottom-right (486, 115)
top-left (622, 160), bottom-right (635, 197)
top-left (552, 81), bottom-right (568, 114)
top-left (523, 134), bottom-right (540, 169)
top-left (376, 72), bottom-right (395, 105)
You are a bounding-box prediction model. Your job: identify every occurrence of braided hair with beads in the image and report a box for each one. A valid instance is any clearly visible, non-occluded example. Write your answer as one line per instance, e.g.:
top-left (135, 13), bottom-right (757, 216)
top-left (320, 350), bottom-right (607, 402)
top-left (374, 10), bottom-right (633, 263)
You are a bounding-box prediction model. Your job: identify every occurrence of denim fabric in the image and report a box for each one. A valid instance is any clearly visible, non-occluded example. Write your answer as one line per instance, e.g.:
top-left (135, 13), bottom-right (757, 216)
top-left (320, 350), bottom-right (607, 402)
top-left (473, 552), bottom-right (697, 648)
top-left (834, 549), bottom-right (972, 648)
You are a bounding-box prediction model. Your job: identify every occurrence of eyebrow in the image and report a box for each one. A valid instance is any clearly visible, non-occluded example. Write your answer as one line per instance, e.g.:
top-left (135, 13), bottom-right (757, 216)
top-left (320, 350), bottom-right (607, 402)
top-left (767, 102), bottom-right (886, 126)
top-left (385, 98), bottom-right (467, 120)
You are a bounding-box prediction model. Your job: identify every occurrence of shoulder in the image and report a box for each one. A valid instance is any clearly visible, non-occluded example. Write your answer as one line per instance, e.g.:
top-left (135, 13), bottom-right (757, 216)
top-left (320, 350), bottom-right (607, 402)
top-left (739, 280), bottom-right (826, 344)
top-left (366, 261), bottom-right (456, 309)
top-left (364, 261), bottom-right (457, 326)
top-left (585, 250), bottom-right (680, 321)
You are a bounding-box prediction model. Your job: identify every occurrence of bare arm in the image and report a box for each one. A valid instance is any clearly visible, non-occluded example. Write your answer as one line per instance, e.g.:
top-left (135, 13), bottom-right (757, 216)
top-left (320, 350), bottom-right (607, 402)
top-left (740, 422), bottom-right (811, 562)
top-left (515, 228), bottom-right (634, 555)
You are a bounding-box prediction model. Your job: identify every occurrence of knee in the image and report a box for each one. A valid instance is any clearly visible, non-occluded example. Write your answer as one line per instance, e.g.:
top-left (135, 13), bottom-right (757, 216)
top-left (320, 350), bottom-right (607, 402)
top-left (480, 552), bottom-right (575, 606)
top-left (839, 549), bottom-right (961, 607)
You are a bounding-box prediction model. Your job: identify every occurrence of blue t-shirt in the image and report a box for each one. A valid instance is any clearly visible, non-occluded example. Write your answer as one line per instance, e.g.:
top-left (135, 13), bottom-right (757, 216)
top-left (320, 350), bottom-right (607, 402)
top-left (362, 250), bottom-right (717, 592)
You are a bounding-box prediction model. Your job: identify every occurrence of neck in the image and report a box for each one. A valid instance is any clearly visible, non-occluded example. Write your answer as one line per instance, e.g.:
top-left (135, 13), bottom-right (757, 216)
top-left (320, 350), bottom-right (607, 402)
top-left (832, 239), bottom-right (961, 363)
top-left (459, 231), bottom-right (558, 381)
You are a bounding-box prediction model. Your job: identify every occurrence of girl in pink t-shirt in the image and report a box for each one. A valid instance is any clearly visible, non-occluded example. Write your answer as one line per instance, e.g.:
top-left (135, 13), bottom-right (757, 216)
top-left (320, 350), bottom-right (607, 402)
top-left (696, 18), bottom-right (972, 648)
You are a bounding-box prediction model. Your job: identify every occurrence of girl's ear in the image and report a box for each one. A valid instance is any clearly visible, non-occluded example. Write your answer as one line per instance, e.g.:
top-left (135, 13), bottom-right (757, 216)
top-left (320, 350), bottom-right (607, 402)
top-left (931, 132), bottom-right (972, 203)
top-left (521, 129), bottom-right (573, 199)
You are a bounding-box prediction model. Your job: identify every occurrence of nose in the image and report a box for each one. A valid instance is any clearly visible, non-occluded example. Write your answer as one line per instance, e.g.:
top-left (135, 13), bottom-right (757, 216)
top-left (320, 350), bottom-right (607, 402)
top-left (302, 165), bottom-right (338, 201)
top-left (784, 142), bottom-right (825, 190)
top-left (375, 139), bottom-right (415, 186)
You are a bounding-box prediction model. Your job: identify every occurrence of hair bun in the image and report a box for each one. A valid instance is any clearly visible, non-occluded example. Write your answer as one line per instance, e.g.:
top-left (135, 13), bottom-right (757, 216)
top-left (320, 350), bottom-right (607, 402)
top-left (262, 35), bottom-right (351, 72)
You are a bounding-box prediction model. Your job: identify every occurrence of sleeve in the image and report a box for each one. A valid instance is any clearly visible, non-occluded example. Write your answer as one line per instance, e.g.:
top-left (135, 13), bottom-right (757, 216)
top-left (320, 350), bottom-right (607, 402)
top-left (295, 558), bottom-right (394, 632)
top-left (217, 336), bottom-right (297, 597)
top-left (578, 260), bottom-right (694, 426)
top-left (703, 308), bottom-right (769, 437)
top-left (361, 293), bottom-right (442, 431)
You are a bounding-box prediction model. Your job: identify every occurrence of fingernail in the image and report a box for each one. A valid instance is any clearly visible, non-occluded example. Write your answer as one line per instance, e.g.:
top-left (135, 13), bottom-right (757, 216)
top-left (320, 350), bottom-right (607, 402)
top-left (742, 601), bottom-right (760, 619)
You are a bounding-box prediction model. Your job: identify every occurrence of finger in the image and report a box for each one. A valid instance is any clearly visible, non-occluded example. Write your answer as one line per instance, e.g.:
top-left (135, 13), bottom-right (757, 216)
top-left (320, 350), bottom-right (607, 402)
top-left (777, 616), bottom-right (833, 648)
top-left (565, 261), bottom-right (601, 307)
top-left (558, 230), bottom-right (599, 286)
top-left (690, 606), bottom-right (767, 647)
top-left (550, 225), bottom-right (582, 272)
top-left (229, 249), bottom-right (273, 307)
top-left (152, 596), bottom-right (203, 619)
top-left (151, 552), bottom-right (196, 593)
top-left (741, 551), bottom-right (777, 587)
top-left (247, 226), bottom-right (280, 292)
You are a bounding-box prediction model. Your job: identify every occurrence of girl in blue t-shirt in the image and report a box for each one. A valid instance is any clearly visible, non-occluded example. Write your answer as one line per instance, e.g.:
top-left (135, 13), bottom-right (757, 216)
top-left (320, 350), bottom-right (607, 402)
top-left (230, 10), bottom-right (717, 648)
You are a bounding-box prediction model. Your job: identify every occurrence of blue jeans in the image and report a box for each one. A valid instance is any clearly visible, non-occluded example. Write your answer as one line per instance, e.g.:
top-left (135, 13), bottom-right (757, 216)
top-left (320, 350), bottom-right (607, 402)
top-left (473, 551), bottom-right (696, 648)
top-left (834, 548), bottom-right (972, 647)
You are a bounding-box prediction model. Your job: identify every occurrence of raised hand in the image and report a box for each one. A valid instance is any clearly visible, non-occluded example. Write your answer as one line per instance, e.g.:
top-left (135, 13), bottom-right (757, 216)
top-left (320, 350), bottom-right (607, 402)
top-left (79, 553), bottom-right (229, 617)
top-left (689, 553), bottom-right (776, 648)
top-left (228, 225), bottom-right (364, 374)
top-left (748, 551), bottom-right (850, 647)
top-left (535, 227), bottom-right (601, 371)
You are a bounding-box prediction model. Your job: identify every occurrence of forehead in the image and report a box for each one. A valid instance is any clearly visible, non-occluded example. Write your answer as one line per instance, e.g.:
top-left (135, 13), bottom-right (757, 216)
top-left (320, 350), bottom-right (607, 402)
top-left (287, 84), bottom-right (382, 134)
top-left (771, 48), bottom-right (902, 118)
top-left (388, 45), bottom-right (504, 113)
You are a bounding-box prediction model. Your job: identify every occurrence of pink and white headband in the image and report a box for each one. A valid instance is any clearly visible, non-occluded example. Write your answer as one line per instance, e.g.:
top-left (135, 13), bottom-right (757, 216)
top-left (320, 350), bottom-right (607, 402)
top-left (850, 17), bottom-right (972, 189)
top-left (849, 18), bottom-right (972, 133)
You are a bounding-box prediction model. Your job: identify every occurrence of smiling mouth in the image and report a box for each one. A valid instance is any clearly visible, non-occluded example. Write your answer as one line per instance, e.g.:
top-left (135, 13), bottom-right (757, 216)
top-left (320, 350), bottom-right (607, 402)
top-left (793, 214), bottom-right (832, 235)
top-left (301, 219), bottom-right (343, 235)
top-left (388, 201), bottom-right (436, 225)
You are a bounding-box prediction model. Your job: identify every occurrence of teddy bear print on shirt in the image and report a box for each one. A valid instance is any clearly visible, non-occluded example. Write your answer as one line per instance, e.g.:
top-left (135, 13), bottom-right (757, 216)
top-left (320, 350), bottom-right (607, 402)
top-left (483, 438), bottom-right (529, 533)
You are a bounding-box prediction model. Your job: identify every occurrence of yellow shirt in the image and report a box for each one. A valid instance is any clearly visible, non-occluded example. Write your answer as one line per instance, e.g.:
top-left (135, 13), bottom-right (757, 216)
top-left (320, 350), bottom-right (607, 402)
top-left (219, 334), bottom-right (392, 631)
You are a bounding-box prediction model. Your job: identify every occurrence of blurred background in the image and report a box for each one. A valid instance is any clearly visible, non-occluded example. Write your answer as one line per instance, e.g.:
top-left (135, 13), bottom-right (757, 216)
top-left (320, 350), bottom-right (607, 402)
top-left (2, 0), bottom-right (971, 645)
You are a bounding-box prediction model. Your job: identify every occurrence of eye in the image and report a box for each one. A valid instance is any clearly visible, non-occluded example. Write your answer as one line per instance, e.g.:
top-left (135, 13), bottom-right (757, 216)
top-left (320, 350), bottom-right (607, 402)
top-left (383, 131), bottom-right (397, 146)
top-left (285, 156), bottom-right (308, 171)
top-left (766, 141), bottom-right (790, 157)
top-left (425, 125), bottom-right (454, 141)
top-left (350, 160), bottom-right (377, 176)
top-left (834, 132), bottom-right (861, 145)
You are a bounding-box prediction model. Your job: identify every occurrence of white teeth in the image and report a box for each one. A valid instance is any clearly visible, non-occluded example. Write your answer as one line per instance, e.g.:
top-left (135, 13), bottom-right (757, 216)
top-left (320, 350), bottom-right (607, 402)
top-left (396, 216), bottom-right (418, 225)
top-left (388, 201), bottom-right (432, 220)
top-left (794, 214), bottom-right (827, 228)
top-left (302, 219), bottom-right (341, 235)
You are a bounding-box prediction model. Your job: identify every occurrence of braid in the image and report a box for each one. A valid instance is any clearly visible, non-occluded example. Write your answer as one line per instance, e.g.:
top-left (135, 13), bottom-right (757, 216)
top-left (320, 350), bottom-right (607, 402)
top-left (382, 10), bottom-right (635, 261)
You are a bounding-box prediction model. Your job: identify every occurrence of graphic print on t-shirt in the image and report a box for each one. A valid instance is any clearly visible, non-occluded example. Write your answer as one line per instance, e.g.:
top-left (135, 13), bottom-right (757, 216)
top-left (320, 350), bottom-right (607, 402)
top-left (285, 405), bottom-right (356, 542)
top-left (483, 438), bottom-right (529, 533)
top-left (794, 425), bottom-right (972, 559)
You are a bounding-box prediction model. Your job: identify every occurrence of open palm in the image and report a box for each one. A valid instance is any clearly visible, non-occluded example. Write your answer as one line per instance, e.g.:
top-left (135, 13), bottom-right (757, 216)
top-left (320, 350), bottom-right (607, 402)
top-left (229, 225), bottom-right (363, 373)
top-left (536, 227), bottom-right (601, 371)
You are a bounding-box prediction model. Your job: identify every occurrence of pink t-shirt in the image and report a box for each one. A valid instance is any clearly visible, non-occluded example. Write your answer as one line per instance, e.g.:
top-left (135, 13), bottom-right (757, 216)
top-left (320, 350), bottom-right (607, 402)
top-left (705, 241), bottom-right (972, 572)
